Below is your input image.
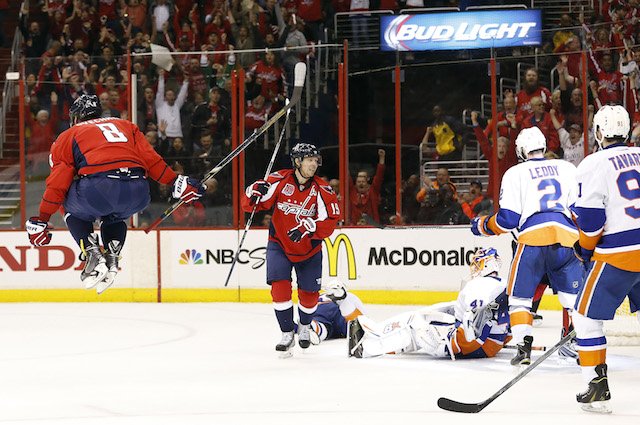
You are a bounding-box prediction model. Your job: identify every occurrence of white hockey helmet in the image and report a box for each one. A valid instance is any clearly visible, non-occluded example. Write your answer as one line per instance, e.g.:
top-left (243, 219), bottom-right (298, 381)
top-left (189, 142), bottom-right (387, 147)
top-left (470, 248), bottom-right (502, 279)
top-left (515, 127), bottom-right (547, 161)
top-left (593, 104), bottom-right (630, 148)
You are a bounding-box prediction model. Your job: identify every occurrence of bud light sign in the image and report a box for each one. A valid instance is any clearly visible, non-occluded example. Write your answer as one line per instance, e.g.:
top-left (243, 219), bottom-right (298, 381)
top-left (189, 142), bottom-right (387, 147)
top-left (381, 10), bottom-right (542, 51)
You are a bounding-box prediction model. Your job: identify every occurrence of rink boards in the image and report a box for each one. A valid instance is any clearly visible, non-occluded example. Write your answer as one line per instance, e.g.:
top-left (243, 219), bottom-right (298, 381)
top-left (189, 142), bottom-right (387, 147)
top-left (0, 227), bottom-right (557, 306)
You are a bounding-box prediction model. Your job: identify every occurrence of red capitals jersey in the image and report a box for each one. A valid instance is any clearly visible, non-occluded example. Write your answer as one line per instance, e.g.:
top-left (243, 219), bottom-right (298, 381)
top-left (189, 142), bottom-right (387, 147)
top-left (248, 61), bottom-right (287, 100)
top-left (40, 117), bottom-right (177, 220)
top-left (241, 169), bottom-right (340, 262)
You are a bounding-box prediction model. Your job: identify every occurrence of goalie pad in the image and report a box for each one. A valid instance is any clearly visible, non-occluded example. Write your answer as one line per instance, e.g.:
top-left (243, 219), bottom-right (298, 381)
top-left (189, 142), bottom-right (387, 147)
top-left (358, 311), bottom-right (456, 358)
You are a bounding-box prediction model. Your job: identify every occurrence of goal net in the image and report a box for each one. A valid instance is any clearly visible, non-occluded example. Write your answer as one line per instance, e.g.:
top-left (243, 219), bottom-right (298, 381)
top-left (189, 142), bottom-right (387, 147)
top-left (604, 297), bottom-right (640, 345)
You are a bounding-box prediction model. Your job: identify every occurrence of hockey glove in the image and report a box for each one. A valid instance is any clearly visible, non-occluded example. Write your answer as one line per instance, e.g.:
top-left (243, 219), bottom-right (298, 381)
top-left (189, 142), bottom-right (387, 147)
top-left (287, 217), bottom-right (316, 243)
top-left (470, 216), bottom-right (495, 237)
top-left (249, 180), bottom-right (271, 205)
top-left (573, 240), bottom-right (593, 263)
top-left (26, 217), bottom-right (53, 247)
top-left (172, 175), bottom-right (206, 204)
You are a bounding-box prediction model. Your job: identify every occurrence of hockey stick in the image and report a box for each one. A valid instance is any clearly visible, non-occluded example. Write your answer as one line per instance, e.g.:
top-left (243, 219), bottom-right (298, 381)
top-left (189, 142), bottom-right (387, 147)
top-left (437, 330), bottom-right (575, 414)
top-left (144, 62), bottom-right (307, 233)
top-left (223, 100), bottom-right (291, 287)
top-left (503, 344), bottom-right (548, 352)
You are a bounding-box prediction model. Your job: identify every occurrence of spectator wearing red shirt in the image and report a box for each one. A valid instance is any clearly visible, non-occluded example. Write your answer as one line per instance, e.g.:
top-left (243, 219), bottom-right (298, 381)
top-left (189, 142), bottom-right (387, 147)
top-left (459, 180), bottom-right (493, 220)
top-left (244, 95), bottom-right (277, 134)
top-left (25, 92), bottom-right (59, 175)
top-left (522, 96), bottom-right (560, 154)
top-left (349, 149), bottom-right (385, 225)
top-left (247, 51), bottom-right (287, 103)
top-left (515, 68), bottom-right (552, 115)
top-left (484, 93), bottom-right (525, 143)
top-left (296, 0), bottom-right (323, 41)
top-left (471, 111), bottom-right (518, 201)
top-left (588, 51), bottom-right (624, 105)
top-left (173, 200), bottom-right (206, 226)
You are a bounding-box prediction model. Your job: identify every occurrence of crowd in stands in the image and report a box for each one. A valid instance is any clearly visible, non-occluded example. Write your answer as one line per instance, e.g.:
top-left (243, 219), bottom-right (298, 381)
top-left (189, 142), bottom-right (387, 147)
top-left (18, 1), bottom-right (640, 227)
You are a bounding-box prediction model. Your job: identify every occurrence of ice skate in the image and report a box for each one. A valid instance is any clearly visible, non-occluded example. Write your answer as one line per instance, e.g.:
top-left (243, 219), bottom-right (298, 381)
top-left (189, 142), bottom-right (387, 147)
top-left (309, 320), bottom-right (321, 345)
top-left (95, 240), bottom-right (122, 295)
top-left (532, 313), bottom-right (543, 327)
top-left (558, 330), bottom-right (579, 364)
top-left (298, 322), bottom-right (311, 349)
top-left (577, 364), bottom-right (612, 414)
top-left (276, 331), bottom-right (295, 358)
top-left (510, 335), bottom-right (533, 370)
top-left (348, 318), bottom-right (365, 358)
top-left (80, 234), bottom-right (108, 290)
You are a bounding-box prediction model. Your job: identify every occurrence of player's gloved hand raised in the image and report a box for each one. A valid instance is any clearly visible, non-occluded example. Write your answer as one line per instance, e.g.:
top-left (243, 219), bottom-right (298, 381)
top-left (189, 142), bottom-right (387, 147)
top-left (287, 217), bottom-right (316, 243)
top-left (249, 180), bottom-right (271, 205)
top-left (470, 216), bottom-right (495, 237)
top-left (573, 240), bottom-right (593, 263)
top-left (172, 175), bottom-right (206, 204)
top-left (26, 217), bottom-right (53, 247)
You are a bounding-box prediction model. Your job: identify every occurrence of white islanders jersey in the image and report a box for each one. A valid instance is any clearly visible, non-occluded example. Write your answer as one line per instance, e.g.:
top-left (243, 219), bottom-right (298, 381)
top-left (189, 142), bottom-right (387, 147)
top-left (492, 158), bottom-right (578, 247)
top-left (573, 144), bottom-right (640, 271)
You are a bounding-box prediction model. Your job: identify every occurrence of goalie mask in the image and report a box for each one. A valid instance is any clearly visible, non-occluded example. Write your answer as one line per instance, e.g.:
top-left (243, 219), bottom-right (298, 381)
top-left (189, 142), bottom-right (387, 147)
top-left (470, 248), bottom-right (502, 279)
top-left (290, 143), bottom-right (322, 169)
top-left (515, 127), bottom-right (546, 161)
top-left (69, 94), bottom-right (102, 126)
top-left (593, 104), bottom-right (630, 148)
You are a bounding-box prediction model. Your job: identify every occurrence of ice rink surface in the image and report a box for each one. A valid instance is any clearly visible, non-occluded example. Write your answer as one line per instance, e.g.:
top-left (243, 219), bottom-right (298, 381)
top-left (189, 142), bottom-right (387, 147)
top-left (1, 302), bottom-right (639, 425)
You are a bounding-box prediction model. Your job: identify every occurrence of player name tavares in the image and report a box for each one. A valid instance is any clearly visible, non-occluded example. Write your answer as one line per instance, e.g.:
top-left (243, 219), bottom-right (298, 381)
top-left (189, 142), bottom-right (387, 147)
top-left (607, 152), bottom-right (640, 170)
top-left (528, 165), bottom-right (560, 180)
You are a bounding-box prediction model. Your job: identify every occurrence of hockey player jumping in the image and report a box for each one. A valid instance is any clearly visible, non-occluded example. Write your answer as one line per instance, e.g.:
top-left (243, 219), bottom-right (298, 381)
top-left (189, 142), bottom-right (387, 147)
top-left (26, 95), bottom-right (206, 294)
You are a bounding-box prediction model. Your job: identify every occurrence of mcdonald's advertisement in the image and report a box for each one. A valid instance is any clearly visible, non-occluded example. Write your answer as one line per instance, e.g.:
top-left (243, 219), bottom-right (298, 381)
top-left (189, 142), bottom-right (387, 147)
top-left (160, 228), bottom-right (513, 291)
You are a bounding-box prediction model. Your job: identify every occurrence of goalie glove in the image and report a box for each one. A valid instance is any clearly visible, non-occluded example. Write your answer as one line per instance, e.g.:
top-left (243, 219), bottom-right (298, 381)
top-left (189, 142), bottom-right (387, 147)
top-left (172, 175), bottom-right (206, 204)
top-left (470, 216), bottom-right (495, 237)
top-left (26, 217), bottom-right (53, 247)
top-left (248, 180), bottom-right (271, 205)
top-left (287, 217), bottom-right (316, 243)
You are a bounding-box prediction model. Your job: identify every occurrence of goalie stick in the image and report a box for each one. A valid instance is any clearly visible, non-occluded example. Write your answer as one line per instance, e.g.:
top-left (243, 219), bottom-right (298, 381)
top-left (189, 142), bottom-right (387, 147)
top-left (437, 330), bottom-right (576, 414)
top-left (223, 100), bottom-right (291, 287)
top-left (144, 61), bottom-right (307, 233)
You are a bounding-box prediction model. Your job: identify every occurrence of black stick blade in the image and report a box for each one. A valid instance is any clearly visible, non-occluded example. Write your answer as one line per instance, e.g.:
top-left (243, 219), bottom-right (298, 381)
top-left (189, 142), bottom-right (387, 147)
top-left (437, 397), bottom-right (487, 414)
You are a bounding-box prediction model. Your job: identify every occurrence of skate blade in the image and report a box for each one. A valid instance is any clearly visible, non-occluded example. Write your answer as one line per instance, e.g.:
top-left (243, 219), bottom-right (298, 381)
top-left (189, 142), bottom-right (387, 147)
top-left (513, 362), bottom-right (530, 373)
top-left (580, 400), bottom-right (612, 414)
top-left (278, 349), bottom-right (293, 359)
top-left (83, 264), bottom-right (109, 290)
top-left (95, 271), bottom-right (117, 295)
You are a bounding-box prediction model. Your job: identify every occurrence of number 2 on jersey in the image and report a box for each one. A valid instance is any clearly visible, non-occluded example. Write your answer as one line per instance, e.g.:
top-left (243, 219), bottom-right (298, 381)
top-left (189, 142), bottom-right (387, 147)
top-left (537, 178), bottom-right (563, 212)
top-left (96, 123), bottom-right (127, 143)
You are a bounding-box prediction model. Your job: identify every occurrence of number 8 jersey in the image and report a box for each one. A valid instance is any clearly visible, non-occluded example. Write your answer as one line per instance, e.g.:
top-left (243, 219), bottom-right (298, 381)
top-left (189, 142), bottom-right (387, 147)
top-left (486, 157), bottom-right (579, 247)
top-left (40, 117), bottom-right (177, 219)
top-left (573, 144), bottom-right (640, 271)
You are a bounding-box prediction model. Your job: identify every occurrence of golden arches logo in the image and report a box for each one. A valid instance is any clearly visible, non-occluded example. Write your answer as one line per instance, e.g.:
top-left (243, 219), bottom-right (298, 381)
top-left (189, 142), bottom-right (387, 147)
top-left (324, 234), bottom-right (356, 280)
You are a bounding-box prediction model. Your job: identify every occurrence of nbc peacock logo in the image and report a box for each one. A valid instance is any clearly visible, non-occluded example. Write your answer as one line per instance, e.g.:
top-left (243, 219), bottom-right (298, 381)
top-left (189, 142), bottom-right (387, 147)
top-left (179, 249), bottom-right (204, 265)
